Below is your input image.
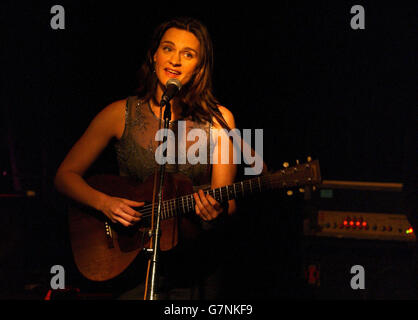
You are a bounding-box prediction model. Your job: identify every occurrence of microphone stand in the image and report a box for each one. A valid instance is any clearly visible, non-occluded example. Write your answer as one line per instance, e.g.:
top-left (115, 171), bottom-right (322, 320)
top-left (145, 100), bottom-right (171, 300)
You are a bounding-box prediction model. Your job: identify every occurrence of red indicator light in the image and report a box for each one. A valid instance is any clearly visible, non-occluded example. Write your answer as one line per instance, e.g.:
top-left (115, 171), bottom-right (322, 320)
top-left (356, 221), bottom-right (360, 226)
top-left (349, 221), bottom-right (354, 226)
top-left (343, 221), bottom-right (348, 226)
top-left (362, 222), bottom-right (367, 227)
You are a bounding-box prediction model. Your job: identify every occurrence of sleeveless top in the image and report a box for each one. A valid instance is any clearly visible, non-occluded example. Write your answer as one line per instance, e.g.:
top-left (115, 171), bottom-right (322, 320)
top-left (114, 96), bottom-right (213, 191)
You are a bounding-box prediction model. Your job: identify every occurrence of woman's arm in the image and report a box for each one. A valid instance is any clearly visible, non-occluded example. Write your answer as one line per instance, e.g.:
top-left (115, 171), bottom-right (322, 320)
top-left (54, 99), bottom-right (143, 226)
top-left (193, 106), bottom-right (237, 220)
top-left (210, 106), bottom-right (237, 215)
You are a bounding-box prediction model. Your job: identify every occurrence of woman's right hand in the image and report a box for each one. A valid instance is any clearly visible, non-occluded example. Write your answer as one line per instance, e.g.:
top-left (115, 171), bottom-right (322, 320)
top-left (99, 195), bottom-right (144, 227)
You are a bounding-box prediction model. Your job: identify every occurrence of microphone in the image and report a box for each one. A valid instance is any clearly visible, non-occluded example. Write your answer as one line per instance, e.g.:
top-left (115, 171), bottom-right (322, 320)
top-left (160, 78), bottom-right (182, 107)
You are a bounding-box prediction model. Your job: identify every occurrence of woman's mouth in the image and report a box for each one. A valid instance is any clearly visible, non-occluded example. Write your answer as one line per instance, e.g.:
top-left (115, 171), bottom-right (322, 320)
top-left (164, 68), bottom-right (181, 78)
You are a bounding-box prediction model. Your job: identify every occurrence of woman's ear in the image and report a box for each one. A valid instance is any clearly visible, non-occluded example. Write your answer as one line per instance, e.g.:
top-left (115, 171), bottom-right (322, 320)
top-left (151, 53), bottom-right (156, 72)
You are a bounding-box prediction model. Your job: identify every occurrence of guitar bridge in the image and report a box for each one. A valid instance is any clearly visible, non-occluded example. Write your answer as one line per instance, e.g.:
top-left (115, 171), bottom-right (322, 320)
top-left (104, 221), bottom-right (115, 248)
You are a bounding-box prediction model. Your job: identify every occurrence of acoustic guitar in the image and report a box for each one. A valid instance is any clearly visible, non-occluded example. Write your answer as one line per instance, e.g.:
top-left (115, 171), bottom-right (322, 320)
top-left (68, 160), bottom-right (321, 281)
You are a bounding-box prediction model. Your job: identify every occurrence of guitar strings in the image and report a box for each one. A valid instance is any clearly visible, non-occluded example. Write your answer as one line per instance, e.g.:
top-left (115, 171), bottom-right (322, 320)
top-left (134, 174), bottom-right (307, 220)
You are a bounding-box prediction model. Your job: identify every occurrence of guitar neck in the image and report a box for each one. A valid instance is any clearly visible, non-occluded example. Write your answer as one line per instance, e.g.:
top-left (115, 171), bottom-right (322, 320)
top-left (159, 160), bottom-right (320, 220)
top-left (159, 176), bottom-right (267, 220)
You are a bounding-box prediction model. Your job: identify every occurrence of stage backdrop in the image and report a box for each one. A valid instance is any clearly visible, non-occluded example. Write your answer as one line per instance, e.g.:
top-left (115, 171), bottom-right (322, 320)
top-left (1, 1), bottom-right (416, 299)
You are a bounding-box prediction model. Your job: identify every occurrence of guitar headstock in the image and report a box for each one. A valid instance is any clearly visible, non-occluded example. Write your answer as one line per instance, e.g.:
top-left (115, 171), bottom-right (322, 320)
top-left (270, 157), bottom-right (322, 190)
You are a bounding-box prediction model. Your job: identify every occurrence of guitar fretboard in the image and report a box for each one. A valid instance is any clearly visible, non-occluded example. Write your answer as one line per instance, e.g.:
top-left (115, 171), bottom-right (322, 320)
top-left (158, 176), bottom-right (267, 220)
top-left (141, 160), bottom-right (319, 221)
top-left (161, 165), bottom-right (316, 219)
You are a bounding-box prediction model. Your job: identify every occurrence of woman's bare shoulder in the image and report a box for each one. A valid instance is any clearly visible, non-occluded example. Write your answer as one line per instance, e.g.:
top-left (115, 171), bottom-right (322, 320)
top-left (214, 105), bottom-right (236, 129)
top-left (102, 99), bottom-right (126, 116)
top-left (95, 99), bottom-right (127, 140)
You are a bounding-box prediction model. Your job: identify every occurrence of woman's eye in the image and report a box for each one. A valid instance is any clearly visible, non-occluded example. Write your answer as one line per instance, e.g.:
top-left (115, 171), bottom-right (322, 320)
top-left (184, 52), bottom-right (194, 59)
top-left (162, 46), bottom-right (172, 52)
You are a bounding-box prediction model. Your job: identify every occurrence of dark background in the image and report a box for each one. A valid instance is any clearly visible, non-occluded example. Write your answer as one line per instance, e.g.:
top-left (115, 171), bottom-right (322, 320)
top-left (0, 1), bottom-right (416, 299)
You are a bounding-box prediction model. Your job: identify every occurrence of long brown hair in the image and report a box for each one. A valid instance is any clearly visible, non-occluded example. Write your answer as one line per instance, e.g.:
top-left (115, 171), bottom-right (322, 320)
top-left (135, 17), bottom-right (229, 129)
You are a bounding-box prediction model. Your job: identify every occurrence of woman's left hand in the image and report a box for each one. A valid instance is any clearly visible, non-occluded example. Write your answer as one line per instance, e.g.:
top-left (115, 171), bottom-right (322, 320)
top-left (193, 189), bottom-right (223, 221)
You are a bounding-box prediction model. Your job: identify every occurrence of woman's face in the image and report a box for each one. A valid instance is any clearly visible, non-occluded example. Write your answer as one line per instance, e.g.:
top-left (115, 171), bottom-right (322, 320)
top-left (153, 27), bottom-right (201, 91)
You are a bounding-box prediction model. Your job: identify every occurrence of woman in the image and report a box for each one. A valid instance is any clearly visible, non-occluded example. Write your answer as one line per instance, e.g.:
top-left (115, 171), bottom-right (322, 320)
top-left (54, 17), bottom-right (237, 299)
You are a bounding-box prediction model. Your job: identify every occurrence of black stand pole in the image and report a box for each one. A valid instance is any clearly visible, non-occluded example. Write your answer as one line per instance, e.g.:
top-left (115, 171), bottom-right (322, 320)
top-left (146, 101), bottom-right (172, 300)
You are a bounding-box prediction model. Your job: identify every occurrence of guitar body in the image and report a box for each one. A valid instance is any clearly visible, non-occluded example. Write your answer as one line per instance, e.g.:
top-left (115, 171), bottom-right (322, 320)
top-left (68, 173), bottom-right (198, 282)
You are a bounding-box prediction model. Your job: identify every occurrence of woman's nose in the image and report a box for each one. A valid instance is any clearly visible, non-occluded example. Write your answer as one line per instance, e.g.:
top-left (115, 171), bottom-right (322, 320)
top-left (169, 53), bottom-right (181, 66)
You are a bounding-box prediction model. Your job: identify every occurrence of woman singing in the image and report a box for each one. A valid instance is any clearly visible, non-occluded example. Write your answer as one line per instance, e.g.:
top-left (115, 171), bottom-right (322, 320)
top-left (54, 17), bottom-right (237, 299)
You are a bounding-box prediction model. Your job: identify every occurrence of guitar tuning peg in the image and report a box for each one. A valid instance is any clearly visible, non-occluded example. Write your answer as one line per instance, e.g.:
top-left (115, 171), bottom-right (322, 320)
top-left (286, 190), bottom-right (293, 196)
top-left (296, 159), bottom-right (300, 165)
top-left (283, 162), bottom-right (289, 168)
top-left (299, 187), bottom-right (305, 193)
top-left (307, 156), bottom-right (312, 162)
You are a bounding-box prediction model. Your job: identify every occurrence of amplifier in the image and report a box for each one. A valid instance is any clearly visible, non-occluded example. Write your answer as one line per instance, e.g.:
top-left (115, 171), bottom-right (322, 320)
top-left (305, 210), bottom-right (415, 242)
top-left (303, 180), bottom-right (416, 242)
